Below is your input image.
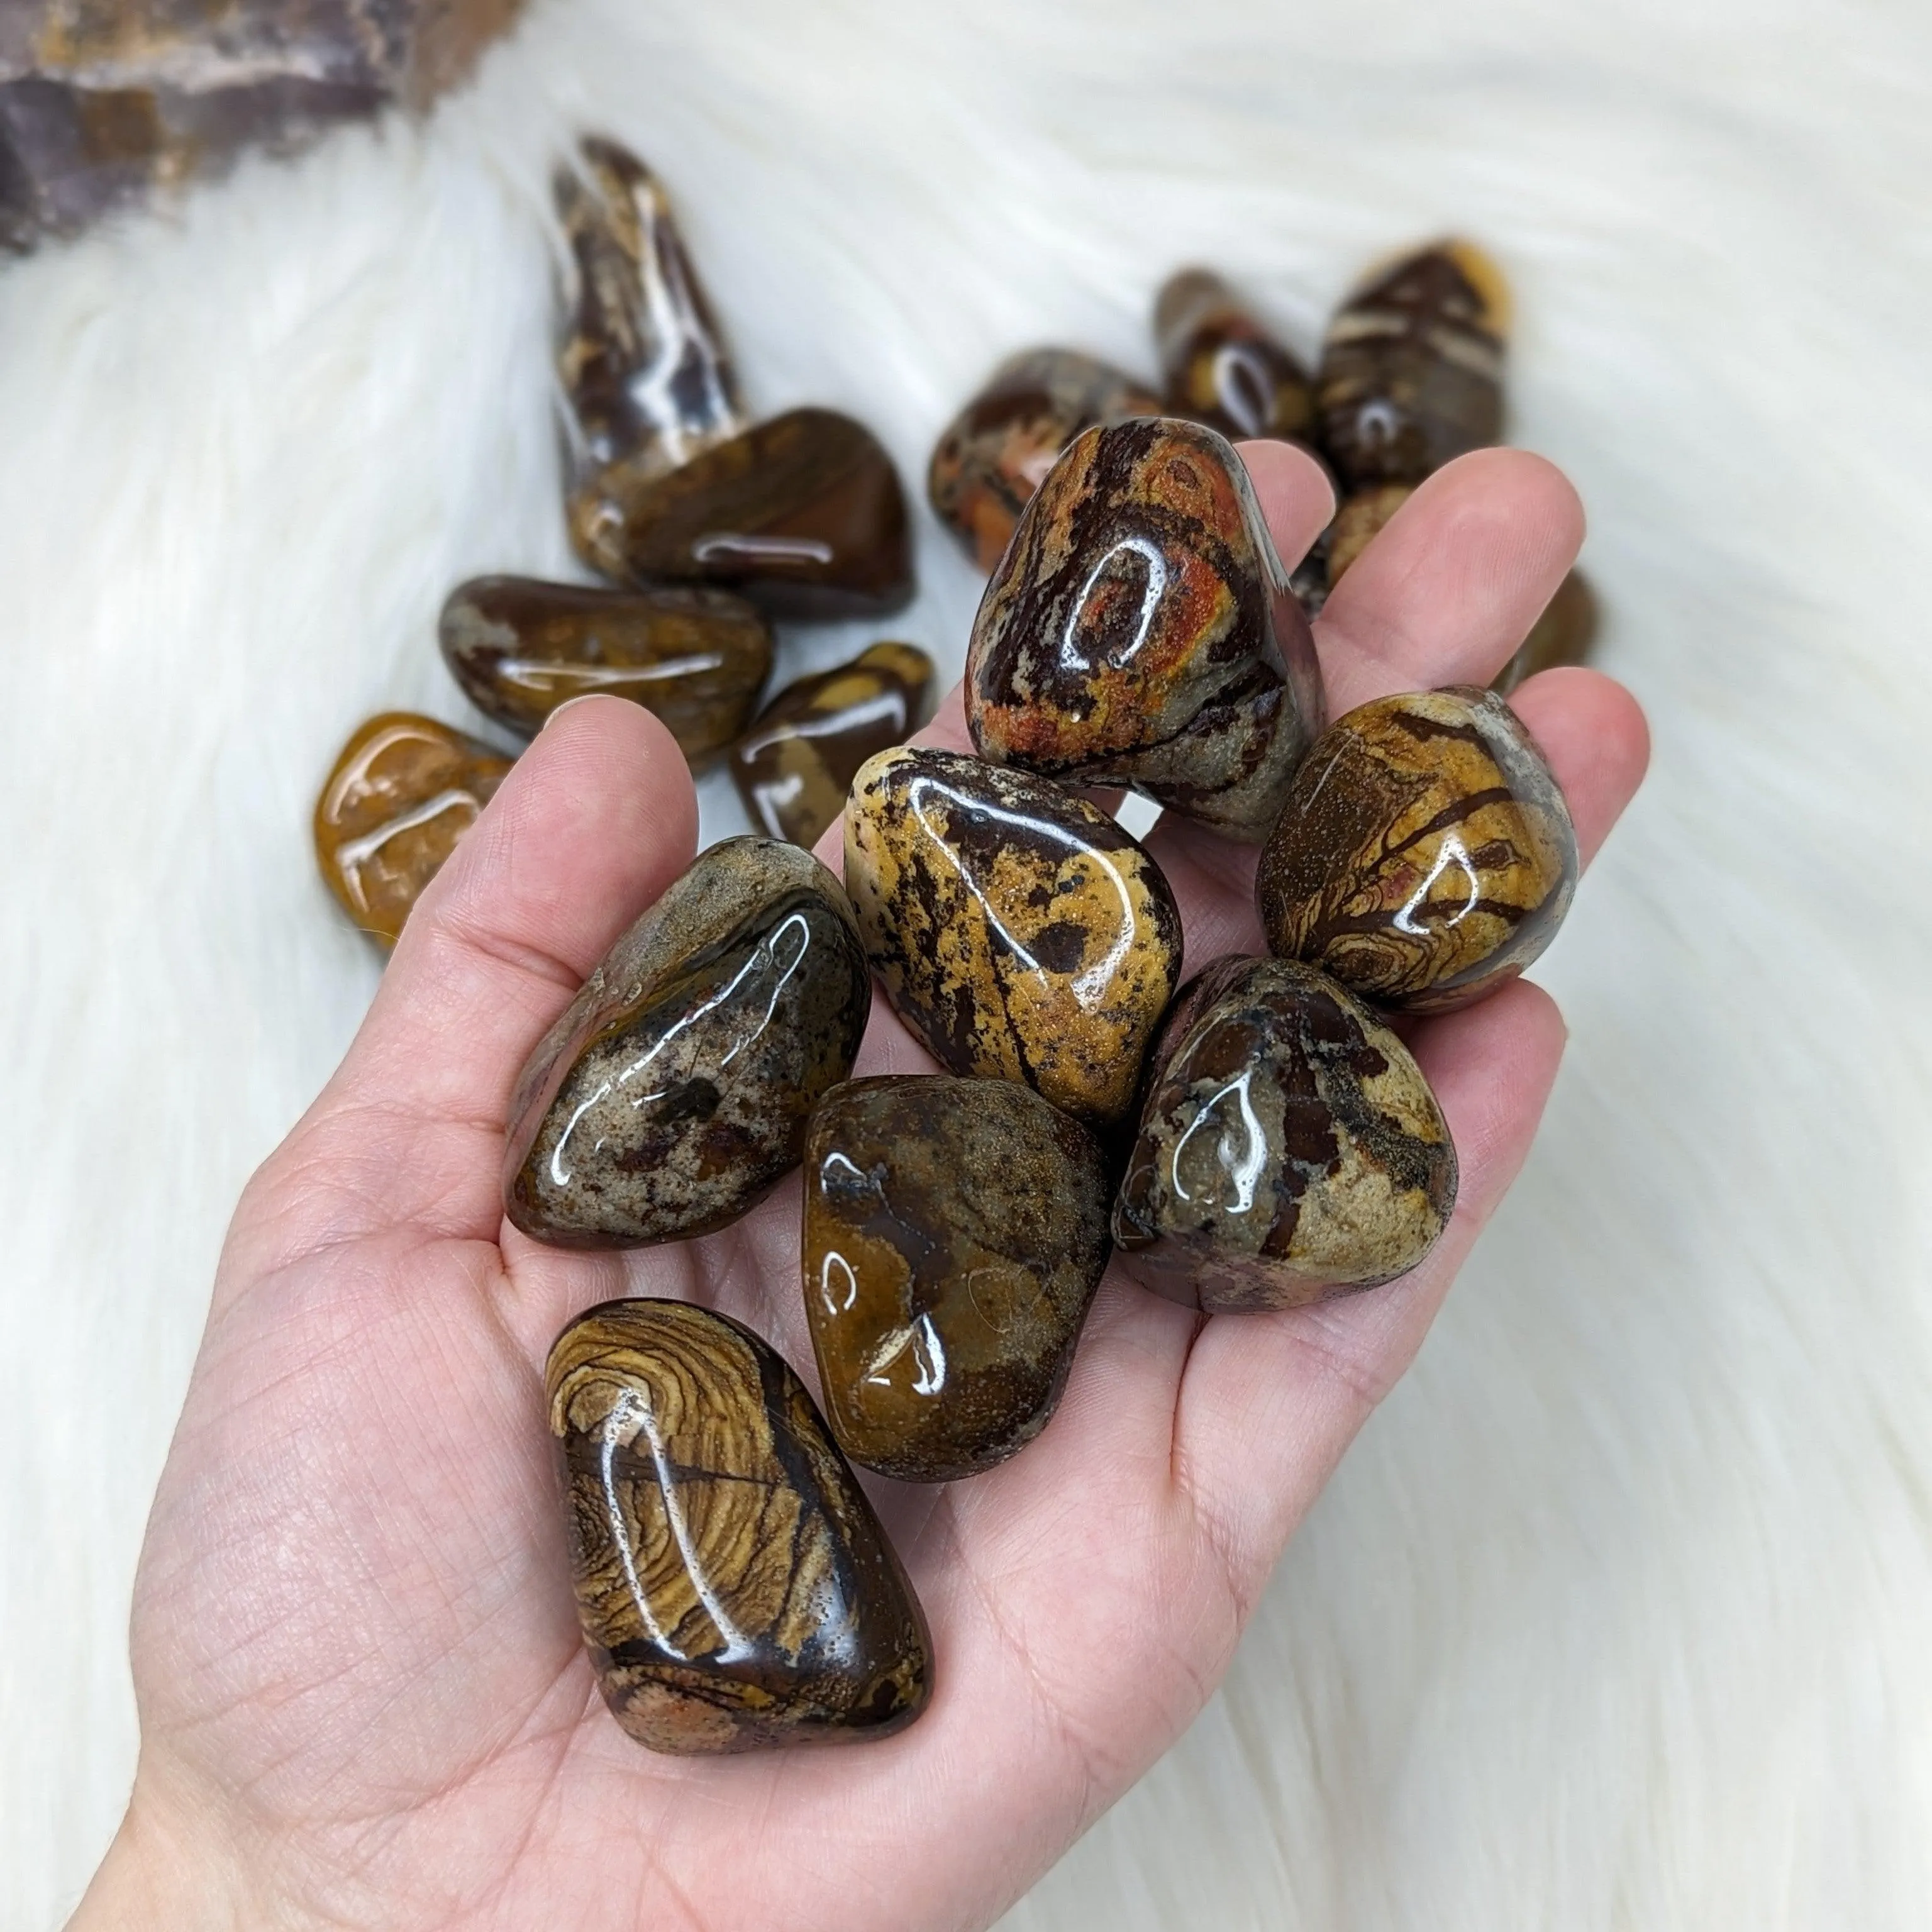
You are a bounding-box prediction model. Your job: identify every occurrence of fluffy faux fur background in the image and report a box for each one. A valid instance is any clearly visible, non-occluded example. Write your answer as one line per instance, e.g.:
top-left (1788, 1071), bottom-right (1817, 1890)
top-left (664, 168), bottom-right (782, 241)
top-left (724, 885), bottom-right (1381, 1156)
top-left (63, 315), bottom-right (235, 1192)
top-left (5, 0), bottom-right (1931, 1924)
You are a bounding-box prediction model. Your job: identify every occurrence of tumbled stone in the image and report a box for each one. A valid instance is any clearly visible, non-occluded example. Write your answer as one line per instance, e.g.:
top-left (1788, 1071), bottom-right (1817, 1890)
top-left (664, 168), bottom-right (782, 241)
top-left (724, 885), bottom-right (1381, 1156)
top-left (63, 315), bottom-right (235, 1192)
top-left (555, 138), bottom-right (747, 510)
top-left (1155, 269), bottom-right (1315, 444)
top-left (1324, 483), bottom-right (1414, 584)
top-left (1494, 570), bottom-right (1599, 695)
top-left (313, 713), bottom-right (511, 948)
top-left (966, 416), bottom-right (1327, 842)
top-left (547, 1298), bottom-right (931, 1753)
top-left (1257, 686), bottom-right (1577, 1014)
top-left (928, 348), bottom-right (1163, 570)
top-left (1114, 955), bottom-right (1456, 1312)
top-left (1316, 240), bottom-right (1508, 489)
top-left (844, 746), bottom-right (1182, 1126)
top-left (802, 1075), bottom-right (1110, 1482)
top-left (572, 408), bottom-right (914, 619)
top-left (730, 641), bottom-right (933, 849)
top-left (438, 574), bottom-right (771, 765)
top-left (504, 839), bottom-right (870, 1248)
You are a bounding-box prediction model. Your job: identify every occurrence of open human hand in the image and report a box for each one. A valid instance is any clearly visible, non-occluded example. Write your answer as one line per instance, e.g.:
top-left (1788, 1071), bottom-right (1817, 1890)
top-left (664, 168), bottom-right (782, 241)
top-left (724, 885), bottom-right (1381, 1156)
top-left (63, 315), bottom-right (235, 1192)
top-left (74, 441), bottom-right (1648, 1932)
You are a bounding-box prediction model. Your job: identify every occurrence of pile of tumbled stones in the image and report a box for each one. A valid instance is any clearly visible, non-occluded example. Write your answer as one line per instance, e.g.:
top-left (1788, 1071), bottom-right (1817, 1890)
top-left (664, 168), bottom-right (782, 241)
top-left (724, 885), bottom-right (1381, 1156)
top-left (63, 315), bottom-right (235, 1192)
top-left (308, 135), bottom-right (1591, 1757)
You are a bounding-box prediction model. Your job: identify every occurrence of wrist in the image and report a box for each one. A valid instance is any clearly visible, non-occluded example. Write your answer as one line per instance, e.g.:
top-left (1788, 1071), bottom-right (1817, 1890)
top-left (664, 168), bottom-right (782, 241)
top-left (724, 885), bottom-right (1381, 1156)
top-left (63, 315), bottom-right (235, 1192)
top-left (69, 1769), bottom-right (256, 1932)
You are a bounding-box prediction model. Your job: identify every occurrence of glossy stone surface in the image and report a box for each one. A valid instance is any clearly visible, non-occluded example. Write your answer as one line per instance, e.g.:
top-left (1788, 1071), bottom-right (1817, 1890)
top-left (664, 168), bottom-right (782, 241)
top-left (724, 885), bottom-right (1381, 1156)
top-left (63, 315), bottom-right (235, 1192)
top-left (967, 416), bottom-right (1327, 842)
top-left (572, 407), bottom-right (914, 619)
top-left (504, 839), bottom-right (871, 1248)
top-left (1316, 240), bottom-right (1509, 489)
top-left (1494, 570), bottom-right (1599, 695)
top-left (1155, 269), bottom-right (1315, 444)
top-left (844, 746), bottom-right (1183, 1126)
top-left (802, 1076), bottom-right (1110, 1481)
top-left (313, 713), bottom-right (511, 947)
top-left (1324, 483), bottom-right (1414, 584)
top-left (730, 641), bottom-right (933, 849)
top-left (438, 574), bottom-right (771, 763)
top-left (556, 138), bottom-right (746, 507)
top-left (547, 1299), bottom-right (931, 1753)
top-left (1257, 686), bottom-right (1577, 1014)
top-left (1114, 955), bottom-right (1456, 1312)
top-left (928, 348), bottom-right (1163, 570)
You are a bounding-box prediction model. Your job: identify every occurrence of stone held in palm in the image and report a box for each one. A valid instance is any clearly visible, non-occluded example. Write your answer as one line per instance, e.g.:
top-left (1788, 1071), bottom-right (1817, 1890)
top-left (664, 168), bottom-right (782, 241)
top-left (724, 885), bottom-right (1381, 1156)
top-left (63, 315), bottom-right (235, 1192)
top-left (504, 838), bottom-right (871, 1248)
top-left (1155, 268), bottom-right (1315, 445)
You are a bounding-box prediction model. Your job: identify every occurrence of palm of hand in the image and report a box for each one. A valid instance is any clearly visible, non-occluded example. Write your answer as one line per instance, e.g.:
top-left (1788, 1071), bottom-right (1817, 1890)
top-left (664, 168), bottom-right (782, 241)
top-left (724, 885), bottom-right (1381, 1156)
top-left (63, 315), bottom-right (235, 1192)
top-left (102, 445), bottom-right (1645, 1932)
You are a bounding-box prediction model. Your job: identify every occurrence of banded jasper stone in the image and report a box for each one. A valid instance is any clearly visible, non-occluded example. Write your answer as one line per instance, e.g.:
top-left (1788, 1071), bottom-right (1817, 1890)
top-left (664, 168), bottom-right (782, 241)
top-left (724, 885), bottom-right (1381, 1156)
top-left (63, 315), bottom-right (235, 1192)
top-left (1155, 269), bottom-right (1314, 444)
top-left (802, 1076), bottom-right (1110, 1482)
top-left (570, 408), bottom-right (914, 619)
top-left (504, 839), bottom-right (870, 1248)
top-left (313, 713), bottom-right (511, 947)
top-left (928, 348), bottom-right (1163, 570)
top-left (730, 641), bottom-right (933, 849)
top-left (843, 747), bottom-right (1183, 1126)
top-left (1114, 955), bottom-right (1456, 1312)
top-left (1494, 571), bottom-right (1599, 696)
top-left (966, 417), bottom-right (1326, 842)
top-left (1256, 687), bottom-right (1577, 1014)
top-left (1316, 240), bottom-right (1509, 489)
top-left (438, 574), bottom-right (772, 764)
top-left (547, 1299), bottom-right (931, 1753)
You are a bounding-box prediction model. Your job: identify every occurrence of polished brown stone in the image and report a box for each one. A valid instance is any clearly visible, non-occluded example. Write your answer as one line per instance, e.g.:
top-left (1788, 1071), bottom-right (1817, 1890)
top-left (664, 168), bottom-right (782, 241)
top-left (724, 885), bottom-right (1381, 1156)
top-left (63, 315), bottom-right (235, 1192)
top-left (928, 348), bottom-right (1163, 570)
top-left (571, 408), bottom-right (914, 619)
top-left (1155, 269), bottom-right (1315, 444)
top-left (1114, 955), bottom-right (1456, 1312)
top-left (1494, 570), bottom-right (1599, 695)
top-left (313, 713), bottom-right (511, 948)
top-left (547, 1298), bottom-right (931, 1753)
top-left (967, 416), bottom-right (1327, 841)
top-left (1257, 686), bottom-right (1577, 1014)
top-left (504, 838), bottom-right (870, 1248)
top-left (802, 1075), bottom-right (1110, 1481)
top-left (1324, 483), bottom-right (1415, 584)
top-left (1316, 240), bottom-right (1508, 489)
top-left (844, 746), bottom-right (1183, 1126)
top-left (730, 641), bottom-right (933, 849)
top-left (438, 574), bottom-right (771, 765)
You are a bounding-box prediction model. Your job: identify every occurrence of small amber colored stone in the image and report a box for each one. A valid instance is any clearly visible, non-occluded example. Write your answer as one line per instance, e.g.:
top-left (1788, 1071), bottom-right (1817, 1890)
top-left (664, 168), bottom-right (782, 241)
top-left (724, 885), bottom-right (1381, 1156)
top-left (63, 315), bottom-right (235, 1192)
top-left (1256, 686), bottom-right (1577, 1014)
top-left (504, 839), bottom-right (871, 1248)
top-left (1155, 269), bottom-right (1315, 443)
top-left (1114, 955), bottom-right (1457, 1313)
top-left (1494, 570), bottom-right (1599, 695)
top-left (730, 641), bottom-right (933, 849)
top-left (1325, 483), bottom-right (1415, 584)
top-left (547, 1298), bottom-right (931, 1754)
top-left (313, 713), bottom-right (511, 947)
top-left (438, 574), bottom-right (771, 765)
top-left (843, 746), bottom-right (1184, 1126)
top-left (928, 348), bottom-right (1163, 570)
top-left (1316, 240), bottom-right (1509, 489)
top-left (967, 416), bottom-right (1327, 842)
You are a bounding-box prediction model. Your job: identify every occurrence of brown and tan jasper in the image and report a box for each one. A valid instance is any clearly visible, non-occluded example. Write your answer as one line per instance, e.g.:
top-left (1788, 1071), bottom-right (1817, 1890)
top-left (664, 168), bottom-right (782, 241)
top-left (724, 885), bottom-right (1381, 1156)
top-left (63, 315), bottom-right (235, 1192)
top-left (438, 574), bottom-right (772, 764)
top-left (1494, 570), bottom-right (1599, 695)
top-left (928, 347), bottom-right (1163, 570)
top-left (1324, 483), bottom-right (1415, 584)
top-left (966, 416), bottom-right (1327, 842)
top-left (844, 746), bottom-right (1184, 1126)
top-left (547, 1298), bottom-right (931, 1753)
top-left (802, 1076), bottom-right (1110, 1481)
top-left (730, 641), bottom-right (933, 849)
top-left (1155, 269), bottom-right (1315, 444)
top-left (504, 838), bottom-right (870, 1248)
top-left (313, 713), bottom-right (511, 947)
top-left (1257, 686), bottom-right (1577, 1014)
top-left (1114, 955), bottom-right (1456, 1312)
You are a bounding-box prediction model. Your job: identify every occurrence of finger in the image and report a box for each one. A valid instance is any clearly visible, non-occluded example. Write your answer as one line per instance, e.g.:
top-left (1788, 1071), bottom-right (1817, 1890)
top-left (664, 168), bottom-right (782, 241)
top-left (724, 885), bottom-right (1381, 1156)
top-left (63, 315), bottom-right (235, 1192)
top-left (1234, 436), bottom-right (1337, 570)
top-left (1506, 667), bottom-right (1652, 868)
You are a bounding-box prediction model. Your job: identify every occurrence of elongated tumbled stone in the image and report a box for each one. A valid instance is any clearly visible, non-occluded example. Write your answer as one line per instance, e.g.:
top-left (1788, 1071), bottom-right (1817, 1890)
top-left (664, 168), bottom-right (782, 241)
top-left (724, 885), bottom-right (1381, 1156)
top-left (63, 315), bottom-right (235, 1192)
top-left (547, 1298), bottom-right (931, 1753)
top-left (313, 713), bottom-right (511, 947)
top-left (928, 348), bottom-right (1163, 570)
top-left (1155, 269), bottom-right (1314, 444)
top-left (843, 746), bottom-right (1183, 1126)
top-left (967, 416), bottom-right (1326, 842)
top-left (802, 1076), bottom-right (1110, 1481)
top-left (570, 407), bottom-right (914, 619)
top-left (438, 574), bottom-right (772, 764)
top-left (504, 839), bottom-right (871, 1248)
top-left (1114, 955), bottom-right (1456, 1312)
top-left (730, 641), bottom-right (933, 849)
top-left (1256, 686), bottom-right (1577, 1014)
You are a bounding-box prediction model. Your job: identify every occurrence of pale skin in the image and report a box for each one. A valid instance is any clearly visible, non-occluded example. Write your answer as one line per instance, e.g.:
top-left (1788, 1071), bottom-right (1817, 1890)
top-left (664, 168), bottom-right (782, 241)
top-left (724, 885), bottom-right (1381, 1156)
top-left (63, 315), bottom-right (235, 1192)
top-left (74, 443), bottom-right (1650, 1932)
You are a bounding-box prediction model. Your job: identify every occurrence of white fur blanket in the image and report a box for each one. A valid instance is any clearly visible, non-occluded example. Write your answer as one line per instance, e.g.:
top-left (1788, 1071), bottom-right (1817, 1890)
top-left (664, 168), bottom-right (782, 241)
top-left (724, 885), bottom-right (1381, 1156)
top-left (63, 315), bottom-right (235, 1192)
top-left (6, 0), bottom-right (1930, 1924)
